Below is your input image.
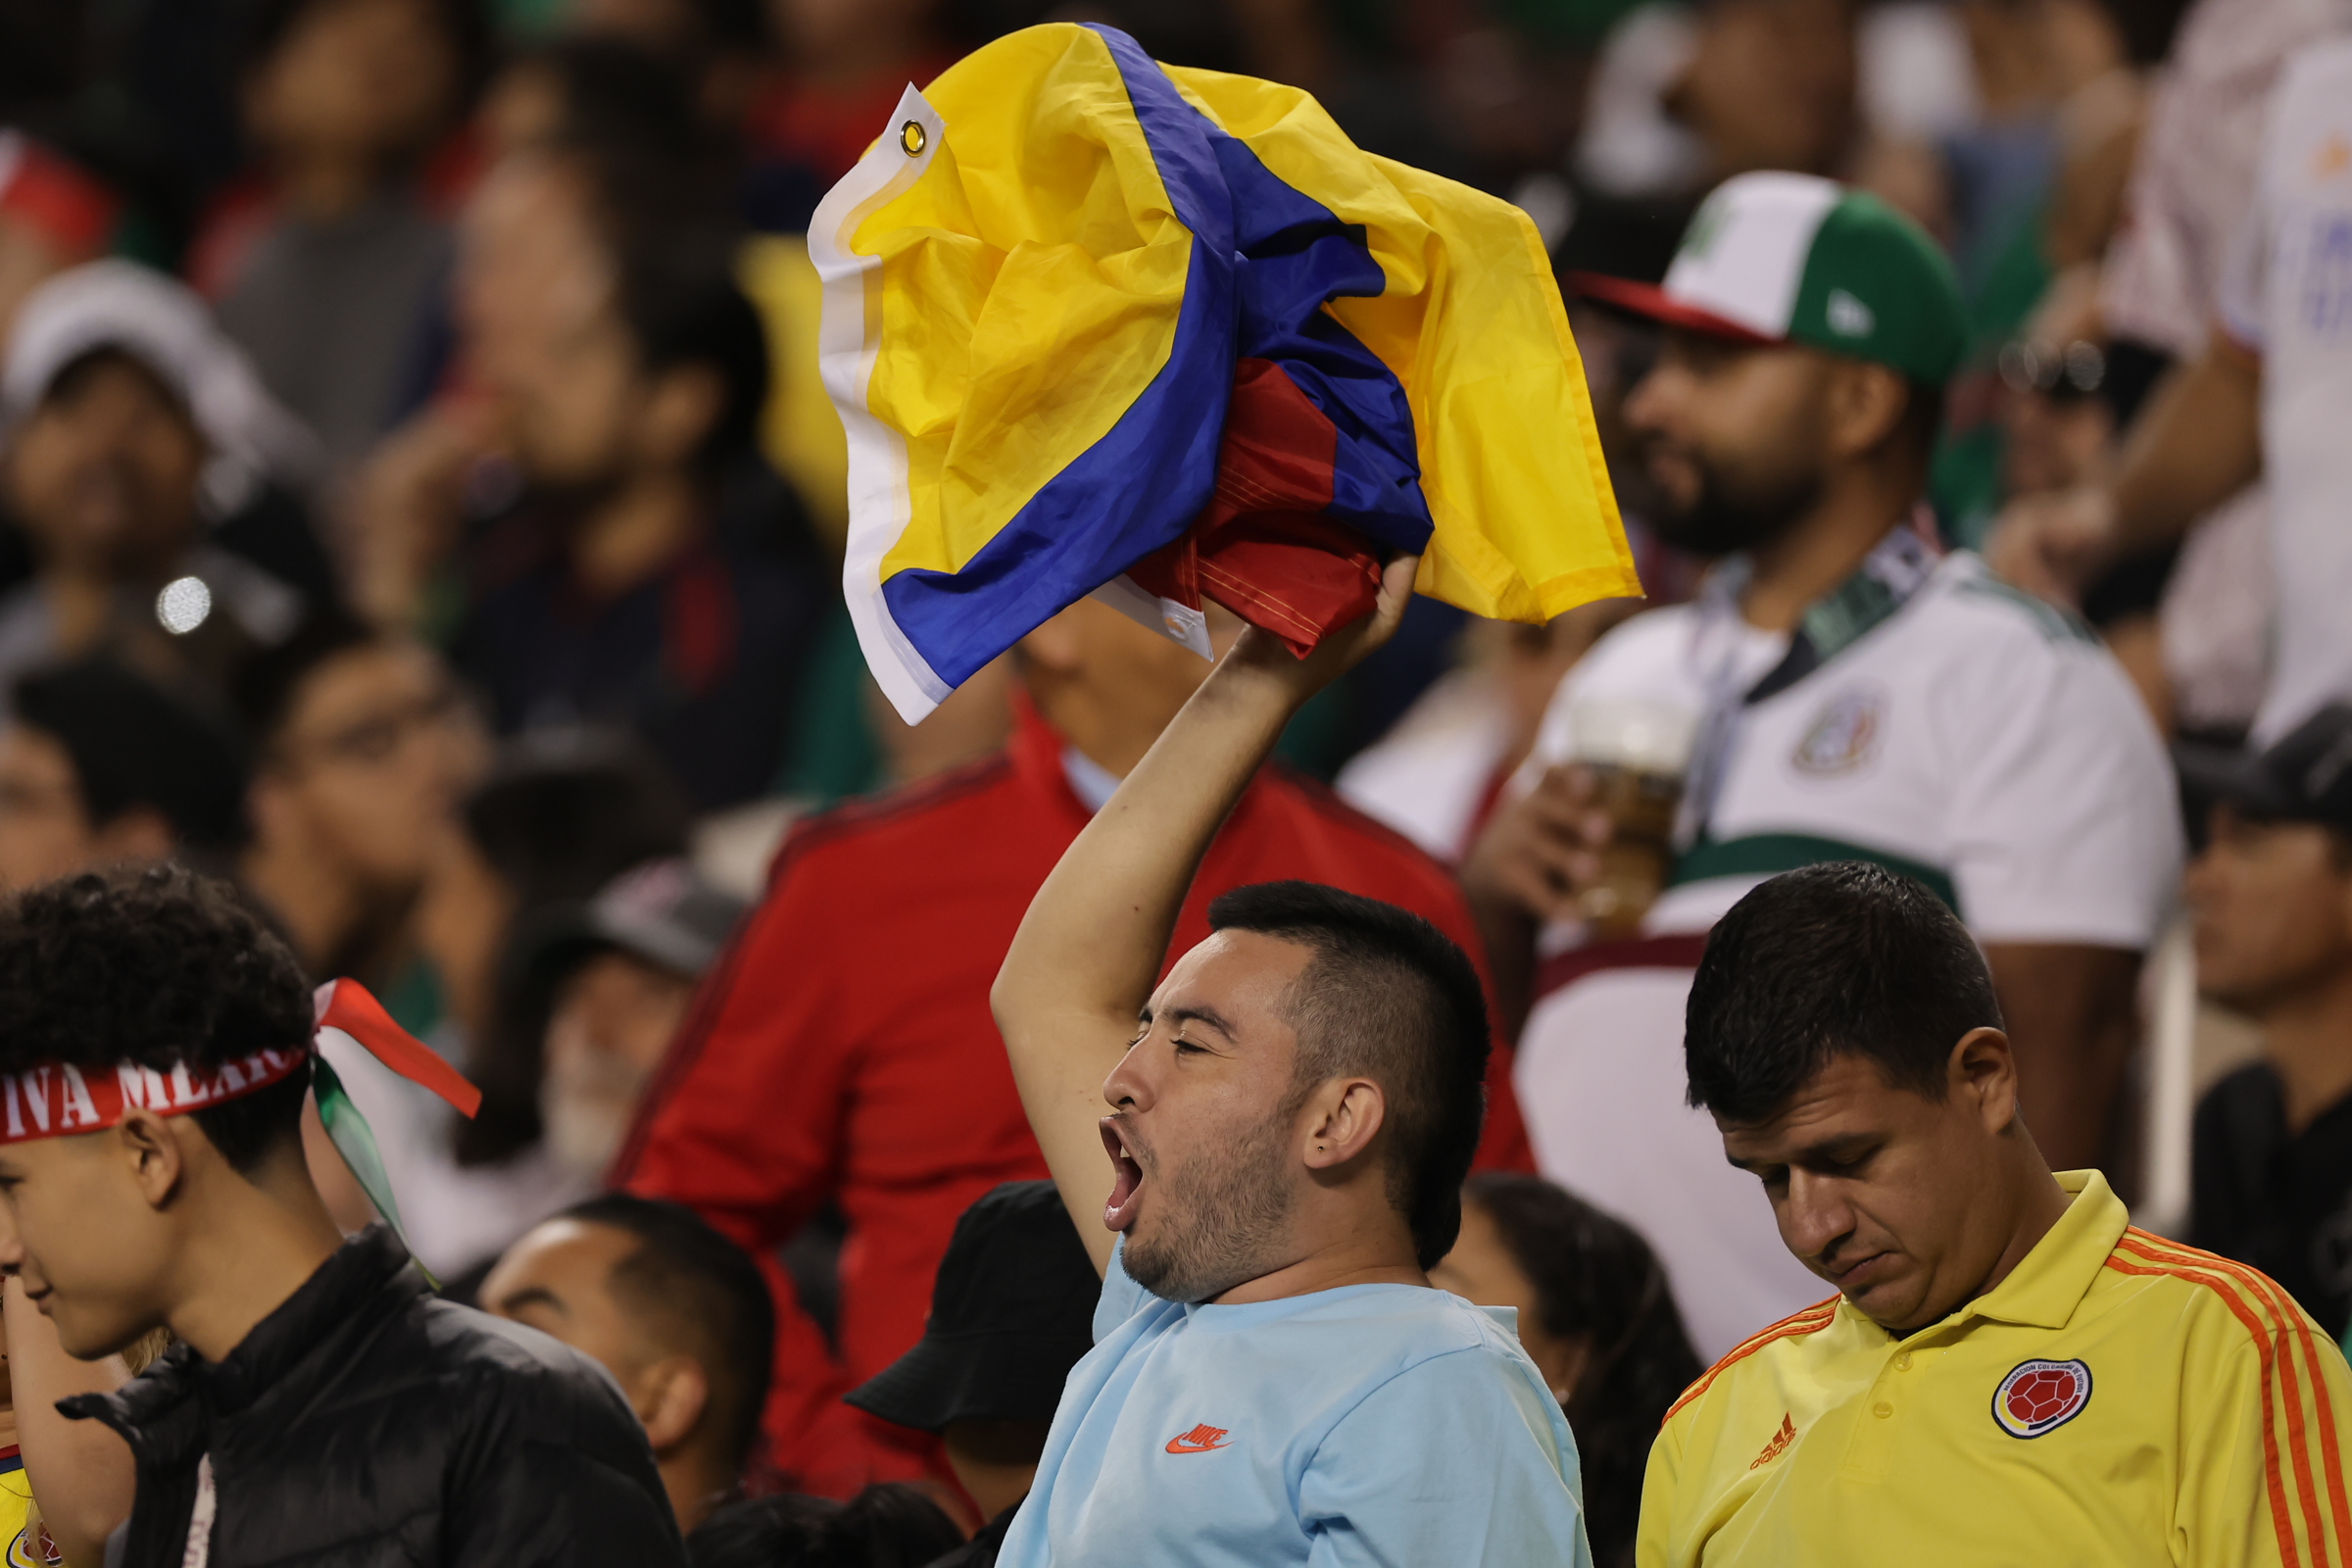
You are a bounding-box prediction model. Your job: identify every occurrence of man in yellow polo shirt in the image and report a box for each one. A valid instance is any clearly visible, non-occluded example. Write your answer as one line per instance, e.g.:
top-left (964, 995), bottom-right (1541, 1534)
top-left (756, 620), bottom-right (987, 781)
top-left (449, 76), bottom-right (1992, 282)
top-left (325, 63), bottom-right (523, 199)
top-left (1641, 861), bottom-right (2352, 1567)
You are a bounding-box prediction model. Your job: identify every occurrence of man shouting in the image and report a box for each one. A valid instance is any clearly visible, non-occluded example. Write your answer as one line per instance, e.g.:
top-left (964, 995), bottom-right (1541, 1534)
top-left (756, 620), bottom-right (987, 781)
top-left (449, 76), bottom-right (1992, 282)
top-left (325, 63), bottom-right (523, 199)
top-left (990, 559), bottom-right (1591, 1566)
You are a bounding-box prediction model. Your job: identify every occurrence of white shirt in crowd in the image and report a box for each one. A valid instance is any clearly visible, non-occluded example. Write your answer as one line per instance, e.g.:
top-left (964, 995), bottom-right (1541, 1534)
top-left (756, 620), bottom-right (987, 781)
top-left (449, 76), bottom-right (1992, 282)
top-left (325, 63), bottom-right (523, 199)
top-left (1510, 548), bottom-right (2181, 1359)
top-left (2217, 37), bottom-right (2352, 744)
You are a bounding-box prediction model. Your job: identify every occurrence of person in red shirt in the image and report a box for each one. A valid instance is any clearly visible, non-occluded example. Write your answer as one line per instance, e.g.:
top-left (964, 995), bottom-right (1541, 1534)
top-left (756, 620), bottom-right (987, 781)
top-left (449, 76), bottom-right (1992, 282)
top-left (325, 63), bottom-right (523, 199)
top-left (614, 597), bottom-right (1536, 1494)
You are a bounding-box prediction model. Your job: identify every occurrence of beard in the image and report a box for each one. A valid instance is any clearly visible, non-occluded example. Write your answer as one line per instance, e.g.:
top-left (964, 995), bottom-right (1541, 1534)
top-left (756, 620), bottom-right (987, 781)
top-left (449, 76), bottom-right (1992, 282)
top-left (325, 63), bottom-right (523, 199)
top-left (1643, 440), bottom-right (1825, 559)
top-left (1120, 1102), bottom-right (1298, 1304)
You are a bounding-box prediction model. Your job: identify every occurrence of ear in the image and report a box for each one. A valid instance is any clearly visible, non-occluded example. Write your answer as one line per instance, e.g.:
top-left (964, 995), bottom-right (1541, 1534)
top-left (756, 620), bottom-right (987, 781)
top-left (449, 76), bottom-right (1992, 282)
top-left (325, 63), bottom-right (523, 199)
top-left (639, 366), bottom-right (723, 469)
top-left (1948, 1026), bottom-right (2021, 1134)
top-left (633, 1354), bottom-right (710, 1455)
top-left (1824, 360), bottom-right (1910, 463)
top-left (1300, 1078), bottom-right (1388, 1174)
top-left (116, 1109), bottom-right (187, 1212)
top-left (92, 807), bottom-right (176, 869)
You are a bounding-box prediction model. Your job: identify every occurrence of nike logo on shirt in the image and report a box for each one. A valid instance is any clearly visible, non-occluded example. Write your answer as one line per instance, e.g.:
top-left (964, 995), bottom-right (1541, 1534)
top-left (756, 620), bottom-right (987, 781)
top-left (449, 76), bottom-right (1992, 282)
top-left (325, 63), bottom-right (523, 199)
top-left (1164, 1424), bottom-right (1233, 1453)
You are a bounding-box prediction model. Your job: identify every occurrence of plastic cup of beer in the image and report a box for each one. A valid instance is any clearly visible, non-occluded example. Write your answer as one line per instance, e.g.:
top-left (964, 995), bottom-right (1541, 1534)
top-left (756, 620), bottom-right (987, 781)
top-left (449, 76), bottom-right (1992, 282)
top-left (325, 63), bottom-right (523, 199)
top-left (1563, 697), bottom-right (1700, 939)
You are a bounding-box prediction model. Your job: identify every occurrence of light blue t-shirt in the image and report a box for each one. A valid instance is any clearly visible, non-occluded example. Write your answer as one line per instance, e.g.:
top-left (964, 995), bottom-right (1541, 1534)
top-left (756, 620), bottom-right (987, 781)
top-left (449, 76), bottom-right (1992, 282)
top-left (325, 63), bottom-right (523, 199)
top-left (996, 1240), bottom-right (1592, 1567)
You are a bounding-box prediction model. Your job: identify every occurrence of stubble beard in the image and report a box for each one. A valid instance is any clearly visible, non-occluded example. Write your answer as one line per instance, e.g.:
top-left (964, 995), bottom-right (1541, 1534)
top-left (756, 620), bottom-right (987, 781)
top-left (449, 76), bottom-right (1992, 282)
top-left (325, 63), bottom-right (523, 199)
top-left (1121, 1102), bottom-right (1298, 1304)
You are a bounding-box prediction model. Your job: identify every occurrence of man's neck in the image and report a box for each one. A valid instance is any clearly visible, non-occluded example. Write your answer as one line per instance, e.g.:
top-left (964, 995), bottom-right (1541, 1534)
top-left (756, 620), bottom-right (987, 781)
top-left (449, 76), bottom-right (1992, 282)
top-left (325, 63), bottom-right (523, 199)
top-left (1211, 1204), bottom-right (1426, 1306)
top-left (662, 1448), bottom-right (737, 1535)
top-left (568, 471), bottom-right (703, 602)
top-left (274, 151), bottom-right (386, 225)
top-left (1737, 472), bottom-right (1919, 633)
top-left (165, 1157), bottom-right (348, 1365)
top-left (2258, 965), bottom-right (2352, 1134)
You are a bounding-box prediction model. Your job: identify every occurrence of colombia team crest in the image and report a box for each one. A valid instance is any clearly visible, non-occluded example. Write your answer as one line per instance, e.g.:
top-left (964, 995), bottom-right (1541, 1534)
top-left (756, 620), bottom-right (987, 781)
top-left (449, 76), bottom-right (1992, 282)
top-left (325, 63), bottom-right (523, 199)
top-left (1991, 1358), bottom-right (2092, 1438)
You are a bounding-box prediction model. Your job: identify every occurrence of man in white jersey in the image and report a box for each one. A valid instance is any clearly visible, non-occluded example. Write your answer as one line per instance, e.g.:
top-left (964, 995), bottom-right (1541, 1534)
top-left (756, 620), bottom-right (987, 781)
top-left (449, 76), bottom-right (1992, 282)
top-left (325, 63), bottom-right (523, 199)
top-left (1990, 37), bottom-right (2352, 744)
top-left (990, 558), bottom-right (1591, 1567)
top-left (1465, 172), bottom-right (2180, 1357)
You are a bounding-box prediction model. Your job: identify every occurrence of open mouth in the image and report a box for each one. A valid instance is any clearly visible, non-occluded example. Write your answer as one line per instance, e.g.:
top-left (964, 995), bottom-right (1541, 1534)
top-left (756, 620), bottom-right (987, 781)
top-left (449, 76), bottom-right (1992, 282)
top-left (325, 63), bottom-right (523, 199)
top-left (1102, 1116), bottom-right (1147, 1233)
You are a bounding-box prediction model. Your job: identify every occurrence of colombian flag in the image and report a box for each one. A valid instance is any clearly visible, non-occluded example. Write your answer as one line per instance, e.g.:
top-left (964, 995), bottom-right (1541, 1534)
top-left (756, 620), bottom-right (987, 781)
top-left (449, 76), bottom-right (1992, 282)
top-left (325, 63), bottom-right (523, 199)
top-left (812, 23), bottom-right (1638, 722)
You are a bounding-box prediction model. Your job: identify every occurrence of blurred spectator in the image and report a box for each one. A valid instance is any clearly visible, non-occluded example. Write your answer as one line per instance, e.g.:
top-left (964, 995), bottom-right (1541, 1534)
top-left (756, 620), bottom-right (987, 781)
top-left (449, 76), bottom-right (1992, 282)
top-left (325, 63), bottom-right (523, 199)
top-left (1990, 38), bottom-right (2352, 749)
top-left (481, 33), bottom-right (712, 166)
top-left (1430, 1173), bottom-right (1702, 1568)
top-left (845, 1181), bottom-right (1101, 1567)
top-left (309, 728), bottom-right (693, 1275)
top-left (202, 0), bottom-right (488, 469)
top-left (0, 658), bottom-right (247, 888)
top-left (231, 608), bottom-right (482, 986)
top-left (615, 597), bottom-right (1537, 1495)
top-left (1473, 174), bottom-right (2178, 1356)
top-left (0, 262), bottom-right (328, 700)
top-left (685, 1486), bottom-right (962, 1568)
top-left (482, 1194), bottom-right (775, 1530)
top-left (356, 140), bottom-right (828, 809)
top-left (2184, 704), bottom-right (2352, 1340)
top-left (0, 1275), bottom-right (143, 1566)
top-left (513, 857), bottom-right (745, 1180)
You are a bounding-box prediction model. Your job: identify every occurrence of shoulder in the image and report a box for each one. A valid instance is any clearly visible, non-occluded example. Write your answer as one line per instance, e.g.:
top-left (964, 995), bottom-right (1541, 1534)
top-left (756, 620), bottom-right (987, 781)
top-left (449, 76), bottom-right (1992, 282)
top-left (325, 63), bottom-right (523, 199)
top-left (765, 754), bottom-right (1017, 882)
top-left (1662, 1296), bottom-right (1843, 1429)
top-left (1913, 553), bottom-right (2103, 656)
top-left (410, 1298), bottom-right (649, 1447)
top-left (1256, 763), bottom-right (1464, 885)
top-left (2098, 1228), bottom-right (2329, 1353)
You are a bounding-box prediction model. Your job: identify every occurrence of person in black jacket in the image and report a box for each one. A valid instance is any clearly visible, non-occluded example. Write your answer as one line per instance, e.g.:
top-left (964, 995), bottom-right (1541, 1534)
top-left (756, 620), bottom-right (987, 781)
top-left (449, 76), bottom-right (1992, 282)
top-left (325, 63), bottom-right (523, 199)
top-left (0, 863), bottom-right (686, 1567)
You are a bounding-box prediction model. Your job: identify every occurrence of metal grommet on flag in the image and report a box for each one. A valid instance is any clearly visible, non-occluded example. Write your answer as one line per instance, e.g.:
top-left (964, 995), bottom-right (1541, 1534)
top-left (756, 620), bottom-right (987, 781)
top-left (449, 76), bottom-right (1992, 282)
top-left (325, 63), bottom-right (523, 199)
top-left (899, 120), bottom-right (926, 156)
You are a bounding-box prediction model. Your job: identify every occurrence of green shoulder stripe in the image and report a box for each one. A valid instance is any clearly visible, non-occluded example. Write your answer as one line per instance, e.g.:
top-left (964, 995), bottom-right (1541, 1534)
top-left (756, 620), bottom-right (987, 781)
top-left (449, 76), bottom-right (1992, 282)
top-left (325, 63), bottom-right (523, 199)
top-left (1670, 833), bottom-right (1961, 912)
top-left (1951, 575), bottom-right (2100, 647)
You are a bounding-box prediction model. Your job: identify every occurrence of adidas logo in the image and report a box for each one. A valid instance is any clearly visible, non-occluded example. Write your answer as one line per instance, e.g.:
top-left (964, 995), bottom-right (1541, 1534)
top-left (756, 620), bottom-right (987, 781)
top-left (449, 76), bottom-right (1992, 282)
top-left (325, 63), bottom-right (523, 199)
top-left (1748, 1412), bottom-right (1796, 1470)
top-left (1827, 289), bottom-right (1875, 338)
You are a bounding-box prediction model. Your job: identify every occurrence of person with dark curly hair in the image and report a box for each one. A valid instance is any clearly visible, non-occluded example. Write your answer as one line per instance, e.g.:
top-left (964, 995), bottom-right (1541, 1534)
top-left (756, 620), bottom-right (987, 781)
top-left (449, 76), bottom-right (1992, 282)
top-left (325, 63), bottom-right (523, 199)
top-left (0, 864), bottom-right (687, 1567)
top-left (1430, 1174), bottom-right (1701, 1568)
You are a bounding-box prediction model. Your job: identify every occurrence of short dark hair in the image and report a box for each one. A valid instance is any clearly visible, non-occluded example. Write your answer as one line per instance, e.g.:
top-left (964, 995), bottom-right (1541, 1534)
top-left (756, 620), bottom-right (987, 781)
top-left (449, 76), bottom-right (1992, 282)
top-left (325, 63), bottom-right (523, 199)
top-left (558, 1194), bottom-right (775, 1476)
top-left (0, 866), bottom-right (314, 1171)
top-left (685, 1485), bottom-right (962, 1568)
top-left (1684, 861), bottom-right (2002, 1123)
top-left (615, 239), bottom-right (769, 472)
top-left (1205, 881), bottom-right (1491, 1268)
top-left (1463, 1173), bottom-right (1701, 1563)
top-left (13, 660), bottom-right (250, 853)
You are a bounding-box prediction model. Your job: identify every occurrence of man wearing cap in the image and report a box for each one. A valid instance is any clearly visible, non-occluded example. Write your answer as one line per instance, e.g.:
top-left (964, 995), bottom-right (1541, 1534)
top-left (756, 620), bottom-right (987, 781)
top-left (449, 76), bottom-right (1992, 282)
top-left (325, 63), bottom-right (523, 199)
top-left (847, 1182), bottom-right (1101, 1566)
top-left (2183, 704), bottom-right (2352, 1349)
top-left (1465, 172), bottom-right (2180, 1357)
top-left (0, 261), bottom-right (329, 701)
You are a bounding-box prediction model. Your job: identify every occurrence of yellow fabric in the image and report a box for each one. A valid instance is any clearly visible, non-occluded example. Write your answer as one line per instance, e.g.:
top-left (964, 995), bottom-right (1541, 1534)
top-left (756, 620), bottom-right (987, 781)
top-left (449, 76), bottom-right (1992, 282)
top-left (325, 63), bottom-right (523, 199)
top-left (740, 234), bottom-right (850, 549)
top-left (1165, 67), bottom-right (1636, 620)
top-left (836, 22), bottom-right (1637, 619)
top-left (0, 1463), bottom-right (45, 1567)
top-left (852, 24), bottom-right (1193, 585)
top-left (1638, 1171), bottom-right (2352, 1568)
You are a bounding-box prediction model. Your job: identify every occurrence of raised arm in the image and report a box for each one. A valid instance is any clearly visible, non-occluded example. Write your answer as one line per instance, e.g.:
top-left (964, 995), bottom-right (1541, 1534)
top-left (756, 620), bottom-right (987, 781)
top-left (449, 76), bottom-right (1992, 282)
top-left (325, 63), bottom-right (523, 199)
top-left (992, 559), bottom-right (1420, 1271)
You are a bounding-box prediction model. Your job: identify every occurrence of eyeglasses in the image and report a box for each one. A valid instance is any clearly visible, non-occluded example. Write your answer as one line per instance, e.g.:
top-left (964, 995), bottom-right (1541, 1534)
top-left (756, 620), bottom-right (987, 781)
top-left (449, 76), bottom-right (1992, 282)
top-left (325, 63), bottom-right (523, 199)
top-left (1997, 338), bottom-right (2107, 402)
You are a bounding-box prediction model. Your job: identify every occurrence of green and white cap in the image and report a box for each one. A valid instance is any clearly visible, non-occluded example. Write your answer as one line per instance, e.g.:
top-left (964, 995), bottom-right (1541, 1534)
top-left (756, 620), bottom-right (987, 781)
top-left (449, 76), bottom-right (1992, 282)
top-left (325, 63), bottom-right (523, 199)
top-left (1571, 172), bottom-right (1967, 385)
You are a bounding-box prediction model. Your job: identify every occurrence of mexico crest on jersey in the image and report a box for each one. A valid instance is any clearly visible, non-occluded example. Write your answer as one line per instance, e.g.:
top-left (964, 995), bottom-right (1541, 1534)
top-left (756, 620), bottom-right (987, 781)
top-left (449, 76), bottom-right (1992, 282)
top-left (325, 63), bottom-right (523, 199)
top-left (1791, 687), bottom-right (1886, 774)
top-left (1991, 1358), bottom-right (2092, 1438)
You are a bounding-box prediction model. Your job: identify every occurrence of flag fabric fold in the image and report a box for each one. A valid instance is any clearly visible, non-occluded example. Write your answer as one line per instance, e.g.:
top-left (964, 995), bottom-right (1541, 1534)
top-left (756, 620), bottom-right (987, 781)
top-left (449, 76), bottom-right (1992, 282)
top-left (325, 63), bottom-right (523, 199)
top-left (811, 23), bottom-right (1639, 721)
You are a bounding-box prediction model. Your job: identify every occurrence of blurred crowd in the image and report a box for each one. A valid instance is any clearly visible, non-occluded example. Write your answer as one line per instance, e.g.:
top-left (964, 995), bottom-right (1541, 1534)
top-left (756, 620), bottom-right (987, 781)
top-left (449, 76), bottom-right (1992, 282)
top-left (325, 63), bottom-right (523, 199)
top-left (0, 0), bottom-right (2346, 1560)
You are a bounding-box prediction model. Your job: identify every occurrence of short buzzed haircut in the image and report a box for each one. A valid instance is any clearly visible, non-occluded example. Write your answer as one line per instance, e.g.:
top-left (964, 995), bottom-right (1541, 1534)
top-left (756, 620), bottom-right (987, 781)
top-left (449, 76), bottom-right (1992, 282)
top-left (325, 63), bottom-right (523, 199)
top-left (1684, 861), bottom-right (2003, 1124)
top-left (559, 1194), bottom-right (774, 1474)
top-left (1205, 881), bottom-right (1490, 1268)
